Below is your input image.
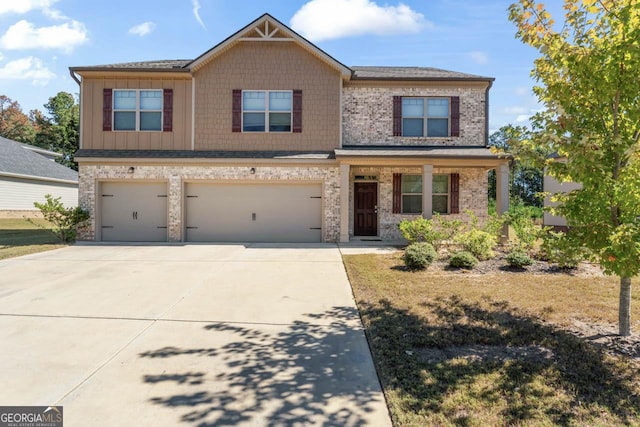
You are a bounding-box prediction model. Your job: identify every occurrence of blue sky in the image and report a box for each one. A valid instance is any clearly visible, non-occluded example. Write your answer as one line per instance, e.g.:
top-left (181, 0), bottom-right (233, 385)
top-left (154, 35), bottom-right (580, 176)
top-left (0, 0), bottom-right (543, 132)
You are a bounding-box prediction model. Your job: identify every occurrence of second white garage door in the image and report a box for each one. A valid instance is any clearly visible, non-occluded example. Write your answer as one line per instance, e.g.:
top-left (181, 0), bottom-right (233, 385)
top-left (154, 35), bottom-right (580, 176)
top-left (185, 183), bottom-right (322, 242)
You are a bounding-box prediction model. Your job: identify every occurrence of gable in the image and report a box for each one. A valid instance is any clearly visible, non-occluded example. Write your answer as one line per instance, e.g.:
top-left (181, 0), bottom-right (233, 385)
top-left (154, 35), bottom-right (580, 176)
top-left (188, 14), bottom-right (351, 79)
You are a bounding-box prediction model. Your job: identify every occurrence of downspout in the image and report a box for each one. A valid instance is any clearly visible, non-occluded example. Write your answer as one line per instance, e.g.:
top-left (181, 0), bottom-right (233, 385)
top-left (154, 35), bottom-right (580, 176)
top-left (484, 80), bottom-right (493, 146)
top-left (69, 69), bottom-right (83, 150)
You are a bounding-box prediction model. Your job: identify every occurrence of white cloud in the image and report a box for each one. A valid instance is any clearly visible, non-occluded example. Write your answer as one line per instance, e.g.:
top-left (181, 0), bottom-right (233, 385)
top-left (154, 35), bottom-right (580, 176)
top-left (504, 106), bottom-right (528, 114)
top-left (515, 86), bottom-right (530, 96)
top-left (0, 19), bottom-right (88, 53)
top-left (469, 51), bottom-right (488, 65)
top-left (515, 114), bottom-right (531, 123)
top-left (290, 0), bottom-right (427, 42)
top-left (0, 0), bottom-right (57, 15)
top-left (128, 22), bottom-right (156, 37)
top-left (0, 56), bottom-right (55, 85)
top-left (192, 0), bottom-right (206, 30)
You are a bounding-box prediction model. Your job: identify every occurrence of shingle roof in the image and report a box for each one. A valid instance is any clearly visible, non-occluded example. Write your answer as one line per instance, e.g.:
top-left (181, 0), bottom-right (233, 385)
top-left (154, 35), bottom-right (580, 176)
top-left (350, 66), bottom-right (493, 81)
top-left (0, 137), bottom-right (78, 182)
top-left (70, 61), bottom-right (492, 81)
top-left (70, 60), bottom-right (191, 72)
top-left (75, 149), bottom-right (334, 160)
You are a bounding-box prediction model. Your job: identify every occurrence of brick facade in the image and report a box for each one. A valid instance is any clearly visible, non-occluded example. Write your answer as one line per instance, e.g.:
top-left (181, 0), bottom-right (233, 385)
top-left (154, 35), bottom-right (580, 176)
top-left (78, 164), bottom-right (341, 242)
top-left (342, 85), bottom-right (488, 146)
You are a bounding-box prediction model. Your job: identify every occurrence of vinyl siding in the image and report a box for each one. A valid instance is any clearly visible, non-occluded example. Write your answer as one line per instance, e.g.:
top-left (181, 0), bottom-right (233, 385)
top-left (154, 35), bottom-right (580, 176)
top-left (0, 176), bottom-right (78, 210)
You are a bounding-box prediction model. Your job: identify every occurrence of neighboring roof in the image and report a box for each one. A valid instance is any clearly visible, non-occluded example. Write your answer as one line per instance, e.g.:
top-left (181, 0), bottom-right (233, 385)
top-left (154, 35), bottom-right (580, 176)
top-left (335, 146), bottom-right (507, 159)
top-left (350, 66), bottom-right (494, 82)
top-left (20, 143), bottom-right (61, 158)
top-left (75, 149), bottom-right (334, 160)
top-left (0, 136), bottom-right (78, 183)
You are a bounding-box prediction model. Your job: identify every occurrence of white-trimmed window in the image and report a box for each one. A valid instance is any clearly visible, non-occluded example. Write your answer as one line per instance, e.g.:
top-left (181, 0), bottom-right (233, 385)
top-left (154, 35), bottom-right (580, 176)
top-left (402, 97), bottom-right (450, 137)
top-left (113, 90), bottom-right (163, 131)
top-left (242, 90), bottom-right (292, 132)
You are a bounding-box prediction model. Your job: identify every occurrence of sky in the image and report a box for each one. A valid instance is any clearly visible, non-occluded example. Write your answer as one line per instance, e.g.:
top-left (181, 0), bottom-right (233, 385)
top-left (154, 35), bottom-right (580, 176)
top-left (0, 0), bottom-right (545, 133)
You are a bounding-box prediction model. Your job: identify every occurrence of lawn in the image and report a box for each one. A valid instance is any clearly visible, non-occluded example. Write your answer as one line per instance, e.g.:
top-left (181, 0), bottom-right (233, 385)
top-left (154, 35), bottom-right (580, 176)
top-left (0, 218), bottom-right (65, 260)
top-left (344, 252), bottom-right (640, 426)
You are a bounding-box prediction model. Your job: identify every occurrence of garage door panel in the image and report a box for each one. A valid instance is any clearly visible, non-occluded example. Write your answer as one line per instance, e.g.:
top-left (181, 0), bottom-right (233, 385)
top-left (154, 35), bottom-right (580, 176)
top-left (186, 184), bottom-right (322, 243)
top-left (101, 182), bottom-right (167, 242)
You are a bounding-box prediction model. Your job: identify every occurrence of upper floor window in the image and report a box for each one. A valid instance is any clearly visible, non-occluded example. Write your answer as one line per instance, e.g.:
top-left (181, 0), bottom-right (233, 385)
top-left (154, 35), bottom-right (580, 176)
top-left (243, 90), bottom-right (292, 132)
top-left (113, 90), bottom-right (163, 131)
top-left (392, 96), bottom-right (459, 138)
top-left (402, 98), bottom-right (449, 137)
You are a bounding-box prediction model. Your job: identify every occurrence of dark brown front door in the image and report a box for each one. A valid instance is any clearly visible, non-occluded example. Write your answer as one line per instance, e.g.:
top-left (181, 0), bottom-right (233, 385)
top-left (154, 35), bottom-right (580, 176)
top-left (354, 182), bottom-right (378, 236)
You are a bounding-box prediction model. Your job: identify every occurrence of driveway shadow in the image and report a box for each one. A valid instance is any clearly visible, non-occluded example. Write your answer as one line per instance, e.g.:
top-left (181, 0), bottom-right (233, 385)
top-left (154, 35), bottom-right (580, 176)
top-left (139, 306), bottom-right (386, 426)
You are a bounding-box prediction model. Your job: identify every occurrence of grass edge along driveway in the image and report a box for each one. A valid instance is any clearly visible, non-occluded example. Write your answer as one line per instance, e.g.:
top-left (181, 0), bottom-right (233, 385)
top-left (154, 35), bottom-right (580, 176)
top-left (0, 218), bottom-right (65, 260)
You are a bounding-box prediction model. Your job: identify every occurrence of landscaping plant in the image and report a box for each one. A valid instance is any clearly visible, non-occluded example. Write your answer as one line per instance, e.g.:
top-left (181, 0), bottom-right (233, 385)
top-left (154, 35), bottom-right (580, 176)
top-left (31, 194), bottom-right (89, 242)
top-left (454, 229), bottom-right (497, 260)
top-left (506, 250), bottom-right (533, 268)
top-left (402, 242), bottom-right (437, 270)
top-left (448, 251), bottom-right (479, 269)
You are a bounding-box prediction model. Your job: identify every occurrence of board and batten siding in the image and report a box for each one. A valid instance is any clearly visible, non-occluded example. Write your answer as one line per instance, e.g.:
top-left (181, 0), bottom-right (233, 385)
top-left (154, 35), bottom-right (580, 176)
top-left (0, 176), bottom-right (78, 210)
top-left (80, 76), bottom-right (192, 151)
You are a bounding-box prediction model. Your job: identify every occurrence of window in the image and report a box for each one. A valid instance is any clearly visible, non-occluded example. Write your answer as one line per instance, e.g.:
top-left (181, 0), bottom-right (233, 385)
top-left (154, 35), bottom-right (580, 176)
top-left (113, 90), bottom-right (163, 131)
top-left (396, 174), bottom-right (455, 214)
top-left (401, 175), bottom-right (422, 214)
top-left (402, 98), bottom-right (449, 137)
top-left (242, 90), bottom-right (291, 132)
top-left (432, 175), bottom-right (449, 214)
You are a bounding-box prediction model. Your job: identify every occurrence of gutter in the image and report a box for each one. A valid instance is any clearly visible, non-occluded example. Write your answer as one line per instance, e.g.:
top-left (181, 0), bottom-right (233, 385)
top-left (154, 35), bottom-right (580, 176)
top-left (69, 69), bottom-right (81, 85)
top-left (0, 171), bottom-right (78, 185)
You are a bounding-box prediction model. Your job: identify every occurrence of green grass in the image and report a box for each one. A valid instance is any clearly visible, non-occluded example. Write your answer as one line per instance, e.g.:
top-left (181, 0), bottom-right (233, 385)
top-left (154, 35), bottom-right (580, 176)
top-left (344, 253), bottom-right (640, 426)
top-left (0, 218), bottom-right (66, 260)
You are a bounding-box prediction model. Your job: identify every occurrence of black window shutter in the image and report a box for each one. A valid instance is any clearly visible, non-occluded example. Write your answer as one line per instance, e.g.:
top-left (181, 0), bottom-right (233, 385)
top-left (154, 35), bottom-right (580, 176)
top-left (103, 88), bottom-right (113, 131)
top-left (450, 96), bottom-right (460, 137)
top-left (292, 89), bottom-right (303, 133)
top-left (232, 89), bottom-right (242, 132)
top-left (392, 173), bottom-right (402, 213)
top-left (163, 89), bottom-right (173, 132)
top-left (450, 173), bottom-right (460, 214)
top-left (392, 96), bottom-right (402, 136)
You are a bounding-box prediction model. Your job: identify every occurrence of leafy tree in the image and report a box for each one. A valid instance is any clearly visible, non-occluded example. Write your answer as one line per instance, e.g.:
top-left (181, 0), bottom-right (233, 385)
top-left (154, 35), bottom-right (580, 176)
top-left (509, 0), bottom-right (640, 335)
top-left (34, 92), bottom-right (80, 170)
top-left (31, 194), bottom-right (89, 242)
top-left (488, 125), bottom-right (547, 207)
top-left (0, 95), bottom-right (35, 143)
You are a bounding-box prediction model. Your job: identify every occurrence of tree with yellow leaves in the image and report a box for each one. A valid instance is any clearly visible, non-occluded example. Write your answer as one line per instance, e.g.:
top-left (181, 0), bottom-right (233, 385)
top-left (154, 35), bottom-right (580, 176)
top-left (509, 0), bottom-right (640, 336)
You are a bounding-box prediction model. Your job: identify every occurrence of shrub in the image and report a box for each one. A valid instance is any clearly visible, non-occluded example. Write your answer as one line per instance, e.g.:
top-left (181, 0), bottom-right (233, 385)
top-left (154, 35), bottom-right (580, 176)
top-left (506, 251), bottom-right (533, 268)
top-left (30, 194), bottom-right (90, 242)
top-left (503, 210), bottom-right (546, 252)
top-left (540, 230), bottom-right (585, 268)
top-left (449, 251), bottom-right (478, 269)
top-left (399, 217), bottom-right (445, 247)
top-left (403, 242), bottom-right (437, 270)
top-left (433, 213), bottom-right (464, 242)
top-left (455, 229), bottom-right (497, 260)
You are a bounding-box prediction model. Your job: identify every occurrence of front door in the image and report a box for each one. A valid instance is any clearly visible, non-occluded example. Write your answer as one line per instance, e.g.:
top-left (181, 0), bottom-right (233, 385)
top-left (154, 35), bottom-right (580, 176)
top-left (354, 182), bottom-right (378, 236)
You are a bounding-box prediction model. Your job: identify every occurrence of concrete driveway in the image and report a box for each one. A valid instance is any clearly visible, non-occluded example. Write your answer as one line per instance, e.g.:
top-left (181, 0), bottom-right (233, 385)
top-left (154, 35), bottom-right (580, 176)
top-left (0, 244), bottom-right (391, 426)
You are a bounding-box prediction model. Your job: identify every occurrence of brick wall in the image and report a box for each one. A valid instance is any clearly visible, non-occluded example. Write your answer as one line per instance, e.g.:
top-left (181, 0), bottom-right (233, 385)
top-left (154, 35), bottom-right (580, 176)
top-left (78, 164), bottom-right (341, 242)
top-left (342, 85), bottom-right (488, 147)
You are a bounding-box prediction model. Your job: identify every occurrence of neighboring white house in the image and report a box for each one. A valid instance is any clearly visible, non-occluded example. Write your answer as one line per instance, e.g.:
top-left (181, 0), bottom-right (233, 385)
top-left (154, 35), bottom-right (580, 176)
top-left (0, 136), bottom-right (78, 216)
top-left (543, 158), bottom-right (581, 228)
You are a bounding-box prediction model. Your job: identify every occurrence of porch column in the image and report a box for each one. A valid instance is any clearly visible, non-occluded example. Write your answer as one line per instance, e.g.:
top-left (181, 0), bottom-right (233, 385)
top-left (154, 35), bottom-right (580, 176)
top-left (496, 162), bottom-right (510, 241)
top-left (422, 164), bottom-right (433, 219)
top-left (339, 163), bottom-right (350, 243)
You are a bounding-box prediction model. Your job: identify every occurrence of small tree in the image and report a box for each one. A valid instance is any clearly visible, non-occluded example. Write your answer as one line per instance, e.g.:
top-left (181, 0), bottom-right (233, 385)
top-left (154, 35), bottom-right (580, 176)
top-left (509, 0), bottom-right (640, 335)
top-left (32, 195), bottom-right (89, 242)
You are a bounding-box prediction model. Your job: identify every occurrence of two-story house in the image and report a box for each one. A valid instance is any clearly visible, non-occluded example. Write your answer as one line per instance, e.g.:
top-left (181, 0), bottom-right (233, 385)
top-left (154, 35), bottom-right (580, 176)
top-left (70, 14), bottom-right (509, 243)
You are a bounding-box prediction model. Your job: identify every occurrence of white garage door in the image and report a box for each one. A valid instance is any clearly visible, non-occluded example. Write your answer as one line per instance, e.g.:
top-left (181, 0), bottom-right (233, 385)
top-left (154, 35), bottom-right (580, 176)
top-left (100, 182), bottom-right (168, 242)
top-left (185, 183), bottom-right (322, 242)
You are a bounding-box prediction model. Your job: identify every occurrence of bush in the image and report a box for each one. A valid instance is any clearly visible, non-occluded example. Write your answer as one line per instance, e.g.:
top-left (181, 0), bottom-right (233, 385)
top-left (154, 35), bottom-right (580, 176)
top-left (506, 251), bottom-right (533, 268)
top-left (449, 251), bottom-right (478, 269)
top-left (403, 242), bottom-right (437, 270)
top-left (540, 231), bottom-right (585, 268)
top-left (31, 194), bottom-right (90, 242)
top-left (503, 210), bottom-right (546, 252)
top-left (455, 229), bottom-right (497, 260)
top-left (399, 217), bottom-right (446, 248)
